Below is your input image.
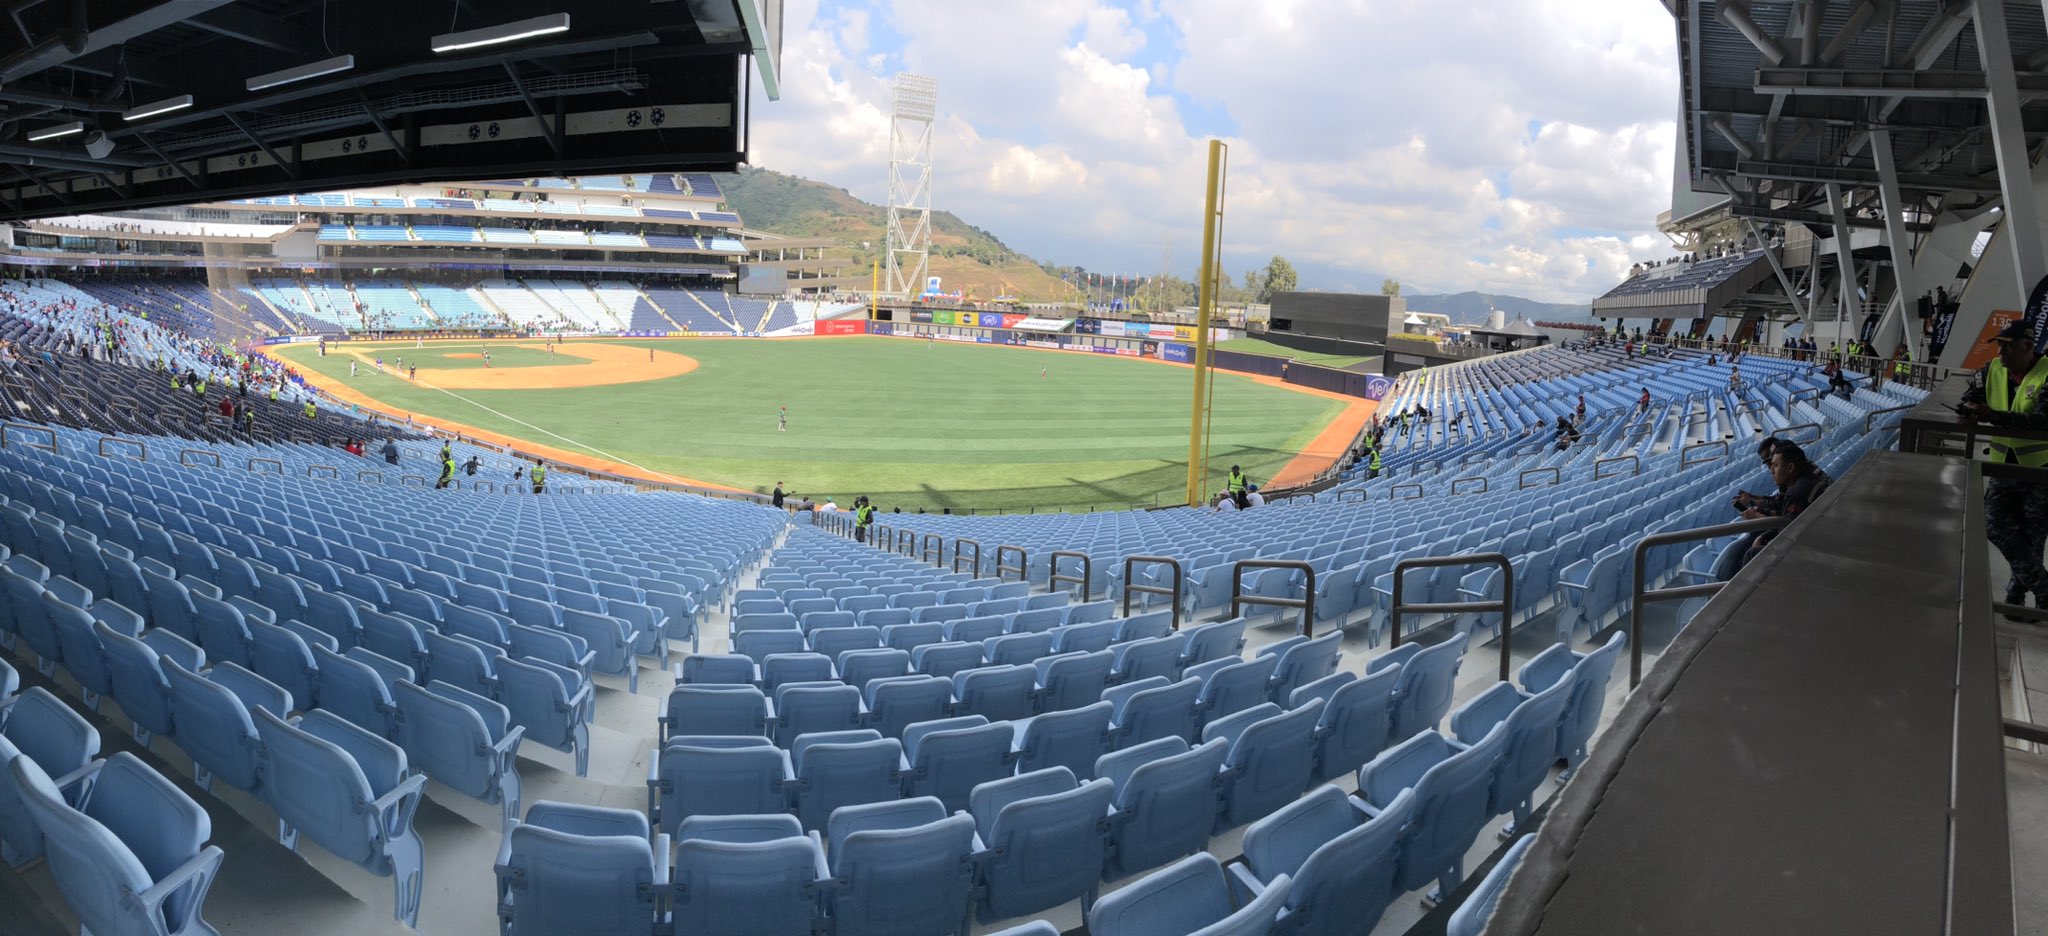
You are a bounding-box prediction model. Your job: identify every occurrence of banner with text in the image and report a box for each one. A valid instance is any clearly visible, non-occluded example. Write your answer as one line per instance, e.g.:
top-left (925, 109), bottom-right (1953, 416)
top-left (815, 319), bottom-right (868, 336)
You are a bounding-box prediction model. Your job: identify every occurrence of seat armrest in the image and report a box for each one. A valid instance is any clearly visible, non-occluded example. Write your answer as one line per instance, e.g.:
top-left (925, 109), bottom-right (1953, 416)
top-left (137, 844), bottom-right (225, 933)
top-left (1224, 858), bottom-right (1268, 907)
top-left (372, 772), bottom-right (430, 839)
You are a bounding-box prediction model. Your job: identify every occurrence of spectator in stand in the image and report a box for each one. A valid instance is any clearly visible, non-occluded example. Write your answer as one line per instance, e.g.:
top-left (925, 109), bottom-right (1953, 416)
top-left (464, 456), bottom-right (481, 477)
top-left (1636, 388), bottom-right (1652, 415)
top-left (772, 481), bottom-right (785, 510)
top-left (1553, 416), bottom-right (1582, 451)
top-left (1721, 440), bottom-right (1832, 577)
top-left (382, 438), bottom-right (400, 465)
top-left (1575, 394), bottom-right (1586, 422)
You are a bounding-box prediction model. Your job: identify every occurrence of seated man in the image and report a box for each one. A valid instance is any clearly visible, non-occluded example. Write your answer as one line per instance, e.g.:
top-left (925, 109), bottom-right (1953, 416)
top-left (1553, 416), bottom-right (1582, 451)
top-left (1719, 441), bottom-right (1831, 578)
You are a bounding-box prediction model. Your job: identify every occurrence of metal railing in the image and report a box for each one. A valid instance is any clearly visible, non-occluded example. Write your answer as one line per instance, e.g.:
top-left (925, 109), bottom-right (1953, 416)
top-left (473, 481), bottom-right (497, 493)
top-left (873, 524), bottom-right (892, 550)
top-left (1627, 516), bottom-right (1788, 687)
top-left (1335, 488), bottom-right (1369, 503)
top-left (1779, 422), bottom-right (1822, 444)
top-left (1864, 404), bottom-right (1914, 434)
top-left (1391, 483), bottom-right (1424, 501)
top-left (1519, 467), bottom-right (1561, 489)
top-left (307, 465), bottom-right (339, 478)
top-left (98, 437), bottom-right (146, 461)
top-left (400, 475), bottom-right (426, 487)
top-left (1049, 551), bottom-right (1092, 602)
top-left (247, 458), bottom-right (283, 474)
top-left (1594, 455), bottom-right (1640, 480)
top-left (1121, 556), bottom-right (1185, 629)
top-left (1450, 476), bottom-right (1489, 496)
top-left (179, 449), bottom-right (222, 467)
top-left (1680, 440), bottom-right (1728, 468)
top-left (1, 423), bottom-right (55, 453)
top-left (1230, 560), bottom-right (1316, 637)
top-left (1407, 459), bottom-right (1442, 477)
top-left (357, 470), bottom-right (384, 483)
top-left (1390, 553), bottom-right (1515, 681)
top-left (921, 534), bottom-right (943, 566)
top-left (895, 529), bottom-right (916, 557)
top-left (996, 545), bottom-right (1028, 582)
top-left (953, 538), bottom-right (981, 575)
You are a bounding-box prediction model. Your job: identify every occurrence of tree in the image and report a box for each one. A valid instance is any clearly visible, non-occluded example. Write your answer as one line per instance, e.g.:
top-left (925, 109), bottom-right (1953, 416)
top-left (1381, 278), bottom-right (1401, 297)
top-left (1242, 268), bottom-right (1265, 301)
top-left (1258, 256), bottom-right (1297, 303)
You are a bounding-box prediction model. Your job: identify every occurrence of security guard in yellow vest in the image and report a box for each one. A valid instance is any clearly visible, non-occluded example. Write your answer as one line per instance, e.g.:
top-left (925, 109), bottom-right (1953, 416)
top-left (854, 498), bottom-right (875, 544)
top-left (303, 400), bottom-right (316, 419)
top-left (1366, 442), bottom-right (1382, 480)
top-left (1227, 465), bottom-right (1249, 508)
top-left (436, 453), bottom-right (455, 490)
top-left (530, 459), bottom-right (546, 494)
top-left (1961, 322), bottom-right (2048, 608)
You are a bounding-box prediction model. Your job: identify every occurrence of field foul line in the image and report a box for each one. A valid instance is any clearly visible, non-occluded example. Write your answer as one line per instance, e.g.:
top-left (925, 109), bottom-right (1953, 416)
top-left (410, 378), bottom-right (674, 479)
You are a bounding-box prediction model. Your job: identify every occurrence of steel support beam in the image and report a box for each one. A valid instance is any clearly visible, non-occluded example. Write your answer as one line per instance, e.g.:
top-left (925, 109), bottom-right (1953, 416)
top-left (1734, 160), bottom-right (2001, 193)
top-left (1719, 1), bottom-right (1788, 66)
top-left (351, 85), bottom-right (410, 167)
top-left (132, 131), bottom-right (201, 189)
top-left (1871, 129), bottom-right (1918, 360)
top-left (504, 62), bottom-right (563, 160)
top-left (1975, 0), bottom-right (2048, 311)
top-left (1752, 66), bottom-right (2045, 97)
top-left (221, 112), bottom-right (296, 180)
top-left (1747, 219), bottom-right (1808, 321)
top-left (1828, 182), bottom-right (1857, 336)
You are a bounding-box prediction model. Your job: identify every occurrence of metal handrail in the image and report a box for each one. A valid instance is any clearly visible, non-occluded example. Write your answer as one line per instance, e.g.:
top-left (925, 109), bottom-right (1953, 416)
top-left (1336, 488), bottom-right (1369, 503)
top-left (1391, 483), bottom-right (1424, 501)
top-left (953, 538), bottom-right (981, 575)
top-left (1787, 386), bottom-right (1825, 413)
top-left (1407, 459), bottom-right (1442, 476)
top-left (307, 465), bottom-right (339, 478)
top-left (1229, 560), bottom-right (1316, 636)
top-left (1049, 551), bottom-right (1092, 602)
top-left (1390, 552), bottom-right (1515, 680)
top-left (247, 458), bottom-right (283, 474)
top-left (1121, 555), bottom-right (1185, 629)
top-left (1628, 515), bottom-right (1789, 687)
top-left (1, 423), bottom-right (56, 453)
top-left (358, 470), bottom-right (384, 483)
top-left (400, 475), bottom-right (427, 486)
top-left (1779, 422), bottom-right (1822, 444)
top-left (996, 545), bottom-right (1028, 582)
top-left (179, 449), bottom-right (222, 467)
top-left (1863, 404), bottom-right (1915, 434)
top-left (1594, 455), bottom-right (1641, 480)
top-left (1463, 450), bottom-right (1491, 465)
top-left (1450, 476), bottom-right (1489, 495)
top-left (921, 534), bottom-right (943, 566)
top-left (1518, 467), bottom-right (1561, 489)
top-left (473, 480), bottom-right (497, 492)
top-left (873, 524), bottom-right (892, 549)
top-left (98, 437), bottom-right (146, 461)
top-left (1681, 440), bottom-right (1728, 468)
top-left (896, 528), bottom-right (916, 557)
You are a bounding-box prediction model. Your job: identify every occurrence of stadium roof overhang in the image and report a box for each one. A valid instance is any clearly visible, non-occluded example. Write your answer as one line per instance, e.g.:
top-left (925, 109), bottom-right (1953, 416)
top-left (0, 0), bottom-right (783, 222)
top-left (1673, 0), bottom-right (2042, 236)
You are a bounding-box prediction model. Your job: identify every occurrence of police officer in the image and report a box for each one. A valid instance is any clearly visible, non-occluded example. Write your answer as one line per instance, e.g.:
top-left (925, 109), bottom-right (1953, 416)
top-left (854, 497), bottom-right (875, 544)
top-left (530, 458), bottom-right (547, 494)
top-left (1227, 465), bottom-right (1249, 508)
top-left (1960, 322), bottom-right (2048, 610)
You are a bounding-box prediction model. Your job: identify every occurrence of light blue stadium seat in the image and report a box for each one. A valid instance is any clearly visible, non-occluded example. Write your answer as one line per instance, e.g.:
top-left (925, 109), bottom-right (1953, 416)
top-left (52, 597), bottom-right (115, 711)
top-left (493, 655), bottom-right (591, 775)
top-left (947, 614), bottom-right (1006, 644)
top-left (1089, 852), bottom-right (1289, 936)
top-left (648, 735), bottom-right (792, 835)
top-left (980, 631), bottom-right (1052, 668)
top-left (763, 653), bottom-right (835, 693)
top-left (1180, 618), bottom-right (1246, 668)
top-left (254, 708), bottom-right (426, 927)
top-left (1113, 611), bottom-right (1174, 643)
top-left (1291, 666), bottom-right (1400, 781)
top-left (97, 623), bottom-right (178, 746)
top-left (679, 652), bottom-right (755, 686)
top-left (247, 620), bottom-right (318, 714)
top-left (1446, 834), bottom-right (1536, 936)
top-left (839, 595), bottom-right (888, 616)
top-left (0, 687), bottom-right (102, 867)
top-left (912, 640), bottom-right (983, 679)
top-left (791, 729), bottom-right (906, 830)
top-left (736, 629), bottom-right (808, 664)
top-left (1229, 784), bottom-right (1414, 936)
top-left (902, 714), bottom-right (1014, 812)
top-left (1023, 593), bottom-right (1070, 611)
top-left (310, 645), bottom-right (398, 739)
top-left (357, 610), bottom-right (429, 677)
top-left (1521, 630), bottom-right (1625, 780)
top-left (661, 685), bottom-right (770, 740)
top-left (1104, 675), bottom-right (1201, 749)
top-left (301, 587), bottom-right (361, 649)
top-left (1260, 632), bottom-right (1343, 704)
top-left (1388, 633), bottom-right (1467, 741)
top-left (1098, 736), bottom-right (1228, 879)
top-left (561, 608), bottom-right (638, 694)
top-left (164, 661), bottom-right (274, 794)
top-left (823, 797), bottom-right (978, 936)
top-left (1110, 635), bottom-right (1182, 685)
top-left (838, 648), bottom-right (910, 691)
top-left (1190, 655), bottom-right (1279, 731)
top-left (953, 664), bottom-right (1036, 722)
top-left (811, 625), bottom-right (882, 661)
top-left (1007, 607), bottom-right (1064, 634)
top-left (1014, 700), bottom-right (1113, 780)
top-left (1206, 699), bottom-right (1323, 831)
top-left (883, 621), bottom-right (947, 651)
top-left (802, 609), bottom-right (857, 633)
top-left (424, 630), bottom-right (498, 699)
top-left (1450, 677), bottom-right (1573, 834)
top-left (1359, 724), bottom-right (1509, 903)
top-left (670, 816), bottom-right (828, 936)
top-left (862, 675), bottom-right (953, 739)
top-left (495, 801), bottom-right (666, 936)
top-left (857, 607), bottom-right (912, 630)
top-left (395, 680), bottom-right (524, 823)
top-left (1036, 649), bottom-right (1114, 713)
top-left (8, 751), bottom-right (224, 936)
top-left (972, 767), bottom-right (1115, 920)
top-left (774, 682), bottom-right (862, 745)
top-left (1054, 619), bottom-right (1118, 655)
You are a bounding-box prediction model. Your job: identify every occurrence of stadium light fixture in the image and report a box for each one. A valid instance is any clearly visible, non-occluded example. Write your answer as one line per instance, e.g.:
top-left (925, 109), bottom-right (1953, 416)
top-left (431, 13), bottom-right (570, 53)
top-left (122, 94), bottom-right (193, 121)
top-left (246, 54), bottom-right (355, 92)
top-left (26, 121), bottom-right (83, 141)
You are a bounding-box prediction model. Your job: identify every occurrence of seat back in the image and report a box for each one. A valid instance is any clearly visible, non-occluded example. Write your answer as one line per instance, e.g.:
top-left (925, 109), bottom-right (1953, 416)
top-left (500, 821), bottom-right (659, 936)
top-left (1297, 666), bottom-right (1399, 780)
top-left (1194, 655), bottom-right (1279, 727)
top-left (97, 623), bottom-right (175, 741)
top-left (1490, 678), bottom-right (1574, 818)
top-left (1109, 675), bottom-right (1201, 748)
top-left (664, 685), bottom-right (769, 738)
top-left (1112, 635), bottom-right (1183, 685)
top-left (862, 676), bottom-right (953, 739)
top-left (1559, 632), bottom-right (1625, 766)
top-left (828, 810), bottom-right (977, 936)
top-left (1088, 852), bottom-right (1287, 936)
top-left (0, 687), bottom-right (102, 863)
top-left (1097, 737), bottom-right (1229, 879)
top-left (164, 662), bottom-right (265, 792)
top-left (904, 717), bottom-right (1013, 813)
top-left (774, 684), bottom-right (863, 746)
top-left (953, 664), bottom-right (1036, 722)
top-left (810, 626), bottom-right (881, 661)
top-left (1036, 650), bottom-right (1114, 713)
top-left (1267, 632), bottom-right (1343, 703)
top-left (1181, 618), bottom-right (1246, 666)
top-left (671, 834), bottom-right (822, 936)
top-left (984, 631), bottom-right (1054, 667)
top-left (792, 733), bottom-right (905, 831)
top-left (1446, 834), bottom-right (1536, 936)
top-left (1016, 701), bottom-right (1112, 780)
top-left (395, 680), bottom-right (516, 811)
top-left (1391, 633), bottom-right (1468, 739)
top-left (976, 770), bottom-right (1116, 918)
top-left (310, 645), bottom-right (397, 738)
top-left (1245, 785), bottom-right (1414, 936)
top-left (1007, 607), bottom-right (1064, 634)
top-left (679, 653), bottom-right (756, 686)
top-left (655, 738), bottom-right (791, 835)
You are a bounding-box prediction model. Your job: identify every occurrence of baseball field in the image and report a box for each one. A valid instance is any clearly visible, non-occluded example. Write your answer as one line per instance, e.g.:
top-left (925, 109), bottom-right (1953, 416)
top-left (273, 335), bottom-right (1371, 512)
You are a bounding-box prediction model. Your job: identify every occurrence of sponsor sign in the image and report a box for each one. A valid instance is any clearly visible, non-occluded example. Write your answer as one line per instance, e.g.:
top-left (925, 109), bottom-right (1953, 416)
top-left (933, 310), bottom-right (955, 325)
top-left (1960, 309), bottom-right (2023, 371)
top-left (1025, 339), bottom-right (1063, 349)
top-left (815, 319), bottom-right (868, 336)
top-left (979, 312), bottom-right (1005, 328)
top-left (909, 310), bottom-right (934, 324)
top-left (1161, 342), bottom-right (1193, 363)
top-left (1014, 317), bottom-right (1075, 333)
top-left (1364, 375), bottom-right (1394, 400)
top-left (1001, 313), bottom-right (1028, 329)
top-left (1073, 317), bottom-right (1101, 335)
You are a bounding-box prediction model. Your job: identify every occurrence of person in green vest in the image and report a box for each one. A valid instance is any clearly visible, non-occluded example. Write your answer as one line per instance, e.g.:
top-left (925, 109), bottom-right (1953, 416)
top-left (854, 497), bottom-right (875, 544)
top-left (194, 377), bottom-right (207, 398)
top-left (267, 384), bottom-right (278, 402)
top-left (1960, 322), bottom-right (2048, 611)
top-left (303, 400), bottom-right (316, 420)
top-left (1226, 464), bottom-right (1250, 508)
top-left (436, 451), bottom-right (456, 490)
top-left (530, 458), bottom-right (547, 494)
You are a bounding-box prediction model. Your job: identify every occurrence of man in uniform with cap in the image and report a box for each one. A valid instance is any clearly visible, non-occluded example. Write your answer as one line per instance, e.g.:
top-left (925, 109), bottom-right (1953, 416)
top-left (1960, 322), bottom-right (2048, 611)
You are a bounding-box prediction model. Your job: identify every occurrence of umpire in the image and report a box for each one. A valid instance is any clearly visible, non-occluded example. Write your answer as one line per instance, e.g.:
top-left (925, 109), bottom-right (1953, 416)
top-left (1960, 322), bottom-right (2048, 610)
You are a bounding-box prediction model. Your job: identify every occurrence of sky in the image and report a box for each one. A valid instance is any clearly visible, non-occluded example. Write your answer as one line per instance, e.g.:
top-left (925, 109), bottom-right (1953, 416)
top-left (745, 0), bottom-right (1681, 304)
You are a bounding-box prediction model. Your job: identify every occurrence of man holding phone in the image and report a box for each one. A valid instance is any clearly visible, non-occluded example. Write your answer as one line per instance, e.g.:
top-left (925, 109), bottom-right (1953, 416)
top-left (1958, 322), bottom-right (2048, 611)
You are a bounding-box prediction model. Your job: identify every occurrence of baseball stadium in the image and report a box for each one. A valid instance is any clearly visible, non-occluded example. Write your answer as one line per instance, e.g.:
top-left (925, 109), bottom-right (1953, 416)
top-left (0, 3), bottom-right (2039, 936)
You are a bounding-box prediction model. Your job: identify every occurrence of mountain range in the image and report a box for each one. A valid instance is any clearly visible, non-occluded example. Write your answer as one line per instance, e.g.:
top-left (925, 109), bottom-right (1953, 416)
top-left (718, 166), bottom-right (1597, 317)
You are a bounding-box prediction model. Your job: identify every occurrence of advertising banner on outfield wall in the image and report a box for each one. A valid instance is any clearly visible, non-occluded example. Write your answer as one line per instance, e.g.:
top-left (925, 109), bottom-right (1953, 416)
top-left (1364, 375), bottom-right (1394, 400)
top-left (978, 312), bottom-right (1005, 328)
top-left (1074, 317), bottom-right (1101, 334)
top-left (1161, 342), bottom-right (1192, 363)
top-left (933, 311), bottom-right (955, 325)
top-left (815, 319), bottom-right (868, 336)
top-left (1001, 314), bottom-right (1028, 329)
top-left (910, 310), bottom-right (934, 323)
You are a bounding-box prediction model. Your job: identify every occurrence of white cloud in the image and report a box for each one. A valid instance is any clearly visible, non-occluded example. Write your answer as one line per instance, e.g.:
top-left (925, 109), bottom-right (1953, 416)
top-left (748, 0), bottom-right (1681, 303)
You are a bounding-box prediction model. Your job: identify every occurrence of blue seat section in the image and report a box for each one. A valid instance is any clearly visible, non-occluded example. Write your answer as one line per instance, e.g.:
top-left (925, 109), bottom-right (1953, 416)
top-left (1088, 852), bottom-right (1289, 936)
top-left (254, 708), bottom-right (427, 927)
top-left (495, 801), bottom-right (666, 936)
top-left (1229, 784), bottom-right (1415, 936)
top-left (0, 687), bottom-right (102, 867)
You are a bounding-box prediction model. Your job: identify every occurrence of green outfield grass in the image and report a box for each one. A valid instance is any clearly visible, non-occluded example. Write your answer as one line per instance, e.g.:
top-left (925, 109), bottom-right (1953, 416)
top-left (276, 336), bottom-right (1346, 511)
top-left (353, 343), bottom-right (561, 371)
top-left (1213, 336), bottom-right (1376, 368)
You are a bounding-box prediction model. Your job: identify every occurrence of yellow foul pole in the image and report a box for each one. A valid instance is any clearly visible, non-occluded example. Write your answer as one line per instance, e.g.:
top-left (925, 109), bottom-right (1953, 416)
top-left (1185, 140), bottom-right (1228, 507)
top-left (870, 259), bottom-right (880, 319)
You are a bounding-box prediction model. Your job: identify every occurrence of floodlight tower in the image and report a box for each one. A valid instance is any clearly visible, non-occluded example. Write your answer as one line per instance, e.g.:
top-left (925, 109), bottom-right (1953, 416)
top-left (884, 73), bottom-right (938, 299)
